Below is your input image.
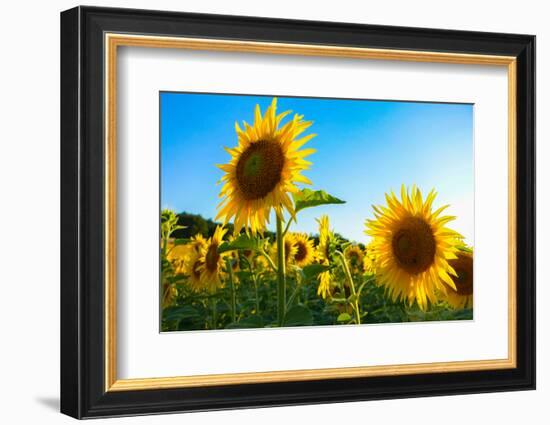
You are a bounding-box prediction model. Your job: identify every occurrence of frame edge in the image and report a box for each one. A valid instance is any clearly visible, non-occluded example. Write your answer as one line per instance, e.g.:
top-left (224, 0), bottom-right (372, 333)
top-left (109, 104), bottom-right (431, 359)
top-left (60, 6), bottom-right (83, 420)
top-left (62, 6), bottom-right (536, 418)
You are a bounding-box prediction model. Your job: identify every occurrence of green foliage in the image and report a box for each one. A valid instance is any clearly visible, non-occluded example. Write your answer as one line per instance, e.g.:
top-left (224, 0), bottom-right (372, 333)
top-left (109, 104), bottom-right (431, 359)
top-left (160, 210), bottom-right (473, 332)
top-left (218, 234), bottom-right (266, 254)
top-left (284, 305), bottom-right (313, 327)
top-left (170, 211), bottom-right (277, 240)
top-left (337, 312), bottom-right (352, 323)
top-left (226, 315), bottom-right (264, 329)
top-left (301, 264), bottom-right (331, 281)
top-left (292, 189), bottom-right (345, 214)
top-left (161, 209), bottom-right (185, 240)
top-left (172, 212), bottom-right (212, 239)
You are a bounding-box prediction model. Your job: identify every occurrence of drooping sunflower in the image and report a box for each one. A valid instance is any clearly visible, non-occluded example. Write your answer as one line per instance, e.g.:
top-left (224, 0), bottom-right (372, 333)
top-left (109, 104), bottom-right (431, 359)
top-left (316, 215), bottom-right (335, 299)
top-left (216, 98), bottom-right (316, 234)
top-left (344, 245), bottom-right (364, 272)
top-left (444, 250), bottom-right (474, 309)
top-left (197, 226), bottom-right (229, 292)
top-left (228, 250), bottom-right (241, 272)
top-left (162, 283), bottom-right (178, 308)
top-left (167, 234), bottom-right (207, 275)
top-left (365, 185), bottom-right (462, 311)
top-left (164, 239), bottom-right (186, 274)
top-left (254, 252), bottom-right (270, 271)
top-left (288, 233), bottom-right (315, 268)
top-left (183, 251), bottom-right (204, 292)
top-left (225, 242), bottom-right (242, 283)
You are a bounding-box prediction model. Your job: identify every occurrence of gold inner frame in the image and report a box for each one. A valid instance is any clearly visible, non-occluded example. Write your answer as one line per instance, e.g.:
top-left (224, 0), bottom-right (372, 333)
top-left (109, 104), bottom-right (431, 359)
top-left (104, 33), bottom-right (517, 392)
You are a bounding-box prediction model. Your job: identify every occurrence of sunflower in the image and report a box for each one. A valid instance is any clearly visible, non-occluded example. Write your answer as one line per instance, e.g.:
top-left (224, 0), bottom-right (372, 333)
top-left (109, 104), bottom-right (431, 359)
top-left (228, 250), bottom-right (241, 272)
top-left (197, 226), bottom-right (229, 292)
top-left (365, 185), bottom-right (462, 311)
top-left (316, 215), bottom-right (335, 299)
top-left (225, 247), bottom-right (241, 283)
top-left (363, 242), bottom-right (377, 274)
top-left (344, 245), bottom-right (364, 272)
top-left (166, 234), bottom-right (207, 275)
top-left (165, 239), bottom-right (186, 274)
top-left (162, 283), bottom-right (178, 308)
top-left (182, 248), bottom-right (205, 292)
top-left (288, 233), bottom-right (315, 268)
top-left (444, 250), bottom-right (474, 309)
top-left (254, 253), bottom-right (270, 271)
top-left (363, 253), bottom-right (377, 275)
top-left (216, 98), bottom-right (316, 234)
top-left (270, 234), bottom-right (298, 266)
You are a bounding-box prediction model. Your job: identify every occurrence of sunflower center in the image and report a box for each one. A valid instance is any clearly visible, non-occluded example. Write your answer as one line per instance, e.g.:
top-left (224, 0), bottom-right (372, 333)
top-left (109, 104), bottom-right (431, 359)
top-left (236, 140), bottom-right (285, 200)
top-left (451, 254), bottom-right (473, 295)
top-left (205, 244), bottom-right (219, 272)
top-left (391, 217), bottom-right (436, 274)
top-left (295, 242), bottom-right (307, 262)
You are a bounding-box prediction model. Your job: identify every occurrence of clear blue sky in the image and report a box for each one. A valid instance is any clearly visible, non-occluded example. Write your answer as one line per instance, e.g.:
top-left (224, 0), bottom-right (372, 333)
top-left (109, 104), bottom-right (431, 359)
top-left (161, 92), bottom-right (474, 244)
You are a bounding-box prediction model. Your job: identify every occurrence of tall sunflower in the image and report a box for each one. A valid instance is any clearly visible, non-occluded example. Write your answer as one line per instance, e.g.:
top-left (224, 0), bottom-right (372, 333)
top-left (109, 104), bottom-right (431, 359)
top-left (288, 233), bottom-right (315, 268)
top-left (198, 226), bottom-right (228, 293)
top-left (444, 250), bottom-right (473, 309)
top-left (344, 245), bottom-right (364, 272)
top-left (365, 185), bottom-right (462, 311)
top-left (316, 215), bottom-right (335, 299)
top-left (216, 98), bottom-right (316, 234)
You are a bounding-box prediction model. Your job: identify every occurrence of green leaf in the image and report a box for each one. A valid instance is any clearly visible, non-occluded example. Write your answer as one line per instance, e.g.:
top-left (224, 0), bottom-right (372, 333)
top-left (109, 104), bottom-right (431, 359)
top-left (218, 234), bottom-right (265, 254)
top-left (292, 188), bottom-right (345, 214)
top-left (162, 305), bottom-right (200, 321)
top-left (301, 264), bottom-right (331, 281)
top-left (225, 315), bottom-right (265, 329)
top-left (235, 271), bottom-right (253, 281)
top-left (330, 297), bottom-right (347, 303)
top-left (283, 305), bottom-right (313, 327)
top-left (173, 238), bottom-right (191, 246)
top-left (337, 313), bottom-right (352, 323)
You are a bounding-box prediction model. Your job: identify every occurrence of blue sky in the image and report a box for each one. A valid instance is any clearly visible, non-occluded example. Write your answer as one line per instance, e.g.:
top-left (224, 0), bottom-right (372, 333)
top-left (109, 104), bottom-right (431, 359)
top-left (161, 92), bottom-right (474, 244)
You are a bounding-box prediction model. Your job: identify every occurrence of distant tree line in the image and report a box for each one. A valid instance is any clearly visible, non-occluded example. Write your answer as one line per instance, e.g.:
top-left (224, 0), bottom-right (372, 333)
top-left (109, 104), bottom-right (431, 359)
top-left (170, 212), bottom-right (278, 241)
top-left (170, 211), bottom-right (359, 247)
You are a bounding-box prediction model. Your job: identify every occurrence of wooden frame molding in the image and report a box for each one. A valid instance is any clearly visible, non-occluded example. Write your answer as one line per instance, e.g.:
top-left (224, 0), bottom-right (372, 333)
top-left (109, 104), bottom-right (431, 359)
top-left (104, 33), bottom-right (518, 392)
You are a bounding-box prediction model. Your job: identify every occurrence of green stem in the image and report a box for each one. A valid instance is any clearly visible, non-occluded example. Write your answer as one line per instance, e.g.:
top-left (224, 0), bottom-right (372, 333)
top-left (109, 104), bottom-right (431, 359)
top-left (286, 284), bottom-right (301, 311)
top-left (226, 258), bottom-right (237, 323)
top-left (336, 251), bottom-right (361, 325)
top-left (260, 250), bottom-right (278, 272)
top-left (356, 276), bottom-right (375, 299)
top-left (160, 238), bottom-right (168, 317)
top-left (253, 279), bottom-right (260, 315)
top-left (211, 298), bottom-right (218, 330)
top-left (276, 215), bottom-right (287, 326)
top-left (244, 257), bottom-right (261, 315)
top-left (282, 216), bottom-right (295, 238)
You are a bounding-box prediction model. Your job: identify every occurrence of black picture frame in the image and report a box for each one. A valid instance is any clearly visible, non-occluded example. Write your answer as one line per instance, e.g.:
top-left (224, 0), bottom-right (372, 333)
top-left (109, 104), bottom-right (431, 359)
top-left (60, 5), bottom-right (535, 419)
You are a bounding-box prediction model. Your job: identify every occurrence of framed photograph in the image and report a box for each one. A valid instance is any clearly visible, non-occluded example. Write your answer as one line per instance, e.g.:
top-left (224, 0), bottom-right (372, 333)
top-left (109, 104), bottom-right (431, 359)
top-left (60, 6), bottom-right (535, 419)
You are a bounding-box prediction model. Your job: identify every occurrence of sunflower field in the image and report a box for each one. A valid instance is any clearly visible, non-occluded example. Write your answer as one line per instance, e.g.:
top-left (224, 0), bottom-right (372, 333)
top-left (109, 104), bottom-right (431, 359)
top-left (161, 98), bottom-right (473, 332)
